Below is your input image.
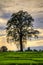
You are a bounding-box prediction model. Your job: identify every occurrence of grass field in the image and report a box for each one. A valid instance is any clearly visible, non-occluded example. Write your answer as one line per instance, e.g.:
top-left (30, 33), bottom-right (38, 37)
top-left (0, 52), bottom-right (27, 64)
top-left (0, 51), bottom-right (43, 65)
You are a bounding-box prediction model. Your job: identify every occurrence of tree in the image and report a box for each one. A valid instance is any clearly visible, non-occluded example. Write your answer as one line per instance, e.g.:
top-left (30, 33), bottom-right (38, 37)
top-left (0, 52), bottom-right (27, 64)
top-left (25, 47), bottom-right (30, 51)
top-left (28, 47), bottom-right (30, 51)
top-left (1, 46), bottom-right (8, 52)
top-left (6, 10), bottom-right (39, 51)
top-left (33, 49), bottom-right (38, 52)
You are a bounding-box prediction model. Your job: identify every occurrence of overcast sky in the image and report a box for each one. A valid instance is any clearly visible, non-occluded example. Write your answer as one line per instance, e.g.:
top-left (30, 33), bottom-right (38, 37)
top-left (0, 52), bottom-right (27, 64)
top-left (0, 0), bottom-right (43, 50)
top-left (0, 0), bottom-right (43, 29)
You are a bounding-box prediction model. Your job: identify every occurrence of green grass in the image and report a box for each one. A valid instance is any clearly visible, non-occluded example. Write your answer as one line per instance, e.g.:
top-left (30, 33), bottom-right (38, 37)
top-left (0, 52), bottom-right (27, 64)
top-left (0, 51), bottom-right (43, 65)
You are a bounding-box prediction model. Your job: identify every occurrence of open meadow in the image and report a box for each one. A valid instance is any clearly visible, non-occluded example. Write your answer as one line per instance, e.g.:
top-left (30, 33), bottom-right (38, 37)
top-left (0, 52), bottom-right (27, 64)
top-left (0, 51), bottom-right (43, 65)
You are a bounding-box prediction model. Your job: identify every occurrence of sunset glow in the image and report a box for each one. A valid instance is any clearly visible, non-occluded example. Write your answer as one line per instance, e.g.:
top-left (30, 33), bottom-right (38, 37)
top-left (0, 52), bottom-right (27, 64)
top-left (0, 0), bottom-right (43, 50)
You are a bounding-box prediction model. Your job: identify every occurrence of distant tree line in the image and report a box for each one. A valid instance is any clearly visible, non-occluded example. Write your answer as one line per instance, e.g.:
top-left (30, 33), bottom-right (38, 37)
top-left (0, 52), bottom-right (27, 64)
top-left (25, 47), bottom-right (43, 52)
top-left (0, 46), bottom-right (43, 52)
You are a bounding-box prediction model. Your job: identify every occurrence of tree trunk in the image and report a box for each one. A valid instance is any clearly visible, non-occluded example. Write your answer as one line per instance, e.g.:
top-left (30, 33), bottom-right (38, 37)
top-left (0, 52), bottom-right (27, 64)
top-left (20, 32), bottom-right (23, 51)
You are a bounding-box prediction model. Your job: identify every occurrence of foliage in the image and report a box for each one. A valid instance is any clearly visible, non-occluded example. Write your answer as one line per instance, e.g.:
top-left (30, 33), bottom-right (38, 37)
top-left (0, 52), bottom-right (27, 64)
top-left (6, 10), bottom-right (39, 51)
top-left (0, 46), bottom-right (8, 52)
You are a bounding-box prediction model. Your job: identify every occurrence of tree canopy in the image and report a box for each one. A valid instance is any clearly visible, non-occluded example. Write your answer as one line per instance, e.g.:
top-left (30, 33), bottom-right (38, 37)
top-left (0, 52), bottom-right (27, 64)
top-left (6, 10), bottom-right (39, 51)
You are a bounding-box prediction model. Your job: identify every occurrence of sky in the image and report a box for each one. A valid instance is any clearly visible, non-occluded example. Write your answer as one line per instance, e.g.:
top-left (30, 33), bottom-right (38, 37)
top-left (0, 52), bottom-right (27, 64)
top-left (0, 0), bottom-right (43, 50)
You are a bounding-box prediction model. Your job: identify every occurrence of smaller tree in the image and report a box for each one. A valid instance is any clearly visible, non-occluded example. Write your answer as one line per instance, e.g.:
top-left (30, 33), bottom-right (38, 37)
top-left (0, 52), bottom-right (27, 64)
top-left (1, 46), bottom-right (8, 52)
top-left (33, 49), bottom-right (38, 52)
top-left (28, 47), bottom-right (30, 51)
top-left (25, 47), bottom-right (30, 51)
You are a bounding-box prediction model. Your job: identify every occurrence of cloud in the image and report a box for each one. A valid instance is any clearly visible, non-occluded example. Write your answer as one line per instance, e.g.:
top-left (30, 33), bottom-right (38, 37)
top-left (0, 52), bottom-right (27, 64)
top-left (0, 0), bottom-right (43, 30)
top-left (0, 0), bottom-right (43, 49)
top-left (27, 39), bottom-right (43, 47)
top-left (0, 18), bottom-right (7, 30)
top-left (0, 13), bottom-right (11, 19)
top-left (0, 0), bottom-right (43, 13)
top-left (0, 18), bottom-right (7, 24)
top-left (0, 30), bottom-right (6, 36)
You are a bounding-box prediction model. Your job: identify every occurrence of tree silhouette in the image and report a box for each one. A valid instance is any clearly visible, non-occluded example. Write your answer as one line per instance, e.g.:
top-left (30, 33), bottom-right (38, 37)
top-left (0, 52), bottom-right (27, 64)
top-left (1, 46), bottom-right (8, 52)
top-left (6, 10), bottom-right (39, 51)
top-left (28, 47), bottom-right (30, 51)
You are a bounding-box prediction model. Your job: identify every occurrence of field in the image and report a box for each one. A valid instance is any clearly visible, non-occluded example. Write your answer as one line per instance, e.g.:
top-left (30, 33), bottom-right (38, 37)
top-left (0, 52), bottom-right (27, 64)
top-left (0, 51), bottom-right (43, 65)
